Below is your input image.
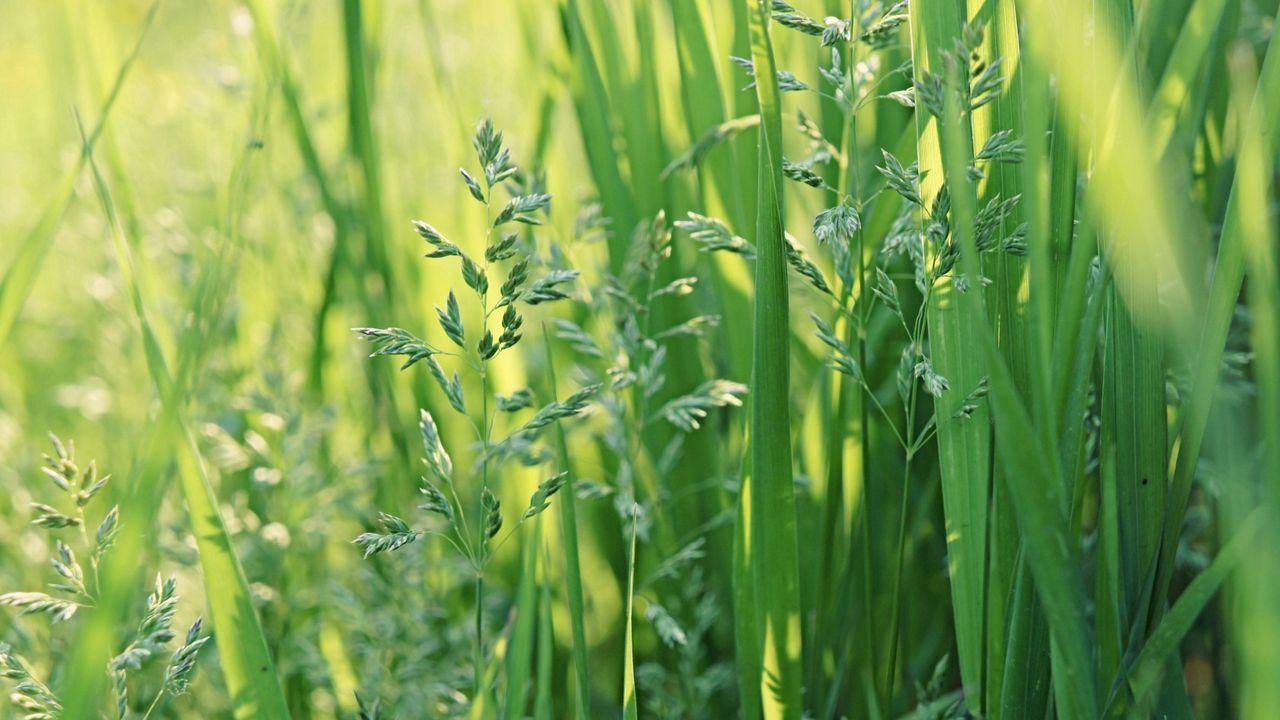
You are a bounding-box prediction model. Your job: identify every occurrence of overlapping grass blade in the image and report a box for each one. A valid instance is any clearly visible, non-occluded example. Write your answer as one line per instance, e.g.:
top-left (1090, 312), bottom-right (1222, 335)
top-left (906, 1), bottom-right (990, 713)
top-left (1220, 34), bottom-right (1280, 720)
top-left (920, 5), bottom-right (1100, 714)
top-left (1116, 511), bottom-right (1265, 716)
top-left (1157, 25), bottom-right (1280, 629)
top-left (560, 0), bottom-right (639, 268)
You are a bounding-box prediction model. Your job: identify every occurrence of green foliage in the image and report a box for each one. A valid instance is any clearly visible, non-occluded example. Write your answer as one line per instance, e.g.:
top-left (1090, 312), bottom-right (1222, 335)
top-left (351, 120), bottom-right (597, 712)
top-left (4, 3), bottom-right (1277, 719)
top-left (0, 438), bottom-right (208, 718)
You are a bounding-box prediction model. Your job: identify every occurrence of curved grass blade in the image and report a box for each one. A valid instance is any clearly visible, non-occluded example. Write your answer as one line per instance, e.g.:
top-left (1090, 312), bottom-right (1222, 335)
top-left (1221, 38), bottom-right (1280, 720)
top-left (1113, 510), bottom-right (1265, 716)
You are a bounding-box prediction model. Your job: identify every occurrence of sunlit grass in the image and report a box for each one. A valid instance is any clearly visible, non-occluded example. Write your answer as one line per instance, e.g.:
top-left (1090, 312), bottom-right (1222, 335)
top-left (0, 0), bottom-right (1276, 718)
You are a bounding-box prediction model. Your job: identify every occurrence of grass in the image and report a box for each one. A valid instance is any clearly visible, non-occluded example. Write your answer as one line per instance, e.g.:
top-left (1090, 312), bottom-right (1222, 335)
top-left (0, 0), bottom-right (1277, 718)
top-left (742, 1), bottom-right (803, 717)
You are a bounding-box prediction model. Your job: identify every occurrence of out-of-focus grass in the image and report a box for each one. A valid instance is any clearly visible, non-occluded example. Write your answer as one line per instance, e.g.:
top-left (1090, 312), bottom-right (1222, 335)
top-left (0, 1), bottom-right (583, 716)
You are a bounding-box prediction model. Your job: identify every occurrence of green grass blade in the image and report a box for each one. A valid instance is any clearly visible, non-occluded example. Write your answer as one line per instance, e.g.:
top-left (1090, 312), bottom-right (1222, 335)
top-left (667, 0), bottom-right (754, 382)
top-left (560, 0), bottom-right (640, 269)
top-left (1118, 510), bottom-right (1265, 716)
top-left (1017, 0), bottom-right (1193, 335)
top-left (1095, 446), bottom-right (1124, 706)
top-left (535, 542), bottom-right (555, 720)
top-left (908, 1), bottom-right (990, 712)
top-left (1094, 0), bottom-right (1168, 648)
top-left (241, 0), bottom-right (352, 395)
top-left (470, 627), bottom-right (508, 720)
top-left (998, 553), bottom-right (1051, 717)
top-left (973, 2), bottom-right (1041, 715)
top-left (543, 328), bottom-right (591, 719)
top-left (744, 0), bottom-right (802, 715)
top-left (1221, 38), bottom-right (1280, 720)
top-left (622, 508), bottom-right (639, 720)
top-left (503, 523), bottom-right (540, 720)
top-left (1100, 291), bottom-right (1166, 616)
top-left (1146, 0), bottom-right (1233, 156)
top-left (954, 189), bottom-right (1100, 720)
top-left (996, 10), bottom-right (1059, 716)
top-left (342, 0), bottom-right (391, 301)
top-left (734, 453), bottom-right (763, 720)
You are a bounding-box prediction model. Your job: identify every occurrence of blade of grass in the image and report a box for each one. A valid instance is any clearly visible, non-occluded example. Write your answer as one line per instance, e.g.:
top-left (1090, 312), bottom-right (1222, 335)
top-left (994, 6), bottom-right (1060, 715)
top-left (744, 1), bottom-right (802, 716)
top-left (535, 541), bottom-right (555, 720)
top-left (560, 0), bottom-right (639, 270)
top-left (543, 327), bottom-right (591, 719)
top-left (1094, 446), bottom-right (1124, 707)
top-left (1015, 0), bottom-right (1195, 336)
top-left (1225, 37), bottom-right (1280, 720)
top-left (807, 15), bottom-right (868, 708)
top-left (734, 451), bottom-right (762, 720)
top-left (622, 506), bottom-right (639, 720)
top-left (340, 0), bottom-right (418, 504)
top-left (469, 627), bottom-right (509, 720)
top-left (57, 44), bottom-right (278, 715)
top-left (667, 0), bottom-right (754, 382)
top-left (1117, 510), bottom-right (1265, 716)
top-left (998, 552), bottom-right (1052, 717)
top-left (971, 1), bottom-right (1044, 714)
top-left (1094, 0), bottom-right (1168, 650)
top-left (503, 522), bottom-right (540, 720)
top-left (241, 0), bottom-right (353, 396)
top-left (1146, 0), bottom-right (1233, 156)
top-left (907, 1), bottom-right (990, 713)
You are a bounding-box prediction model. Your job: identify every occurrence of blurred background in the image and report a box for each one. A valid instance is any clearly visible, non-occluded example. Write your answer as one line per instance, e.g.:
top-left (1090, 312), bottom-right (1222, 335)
top-left (0, 1), bottom-right (766, 716)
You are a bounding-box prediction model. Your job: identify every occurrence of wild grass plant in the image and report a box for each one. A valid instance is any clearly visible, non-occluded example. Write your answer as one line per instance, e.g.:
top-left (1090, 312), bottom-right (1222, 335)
top-left (0, 437), bottom-right (208, 720)
top-left (0, 0), bottom-right (1277, 718)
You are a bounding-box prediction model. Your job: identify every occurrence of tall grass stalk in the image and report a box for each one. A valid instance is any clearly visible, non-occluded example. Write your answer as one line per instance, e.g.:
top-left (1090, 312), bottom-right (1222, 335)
top-left (743, 1), bottom-right (802, 716)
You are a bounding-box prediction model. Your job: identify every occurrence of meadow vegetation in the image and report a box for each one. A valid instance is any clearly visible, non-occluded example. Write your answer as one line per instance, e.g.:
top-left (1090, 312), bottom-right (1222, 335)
top-left (0, 0), bottom-right (1277, 718)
